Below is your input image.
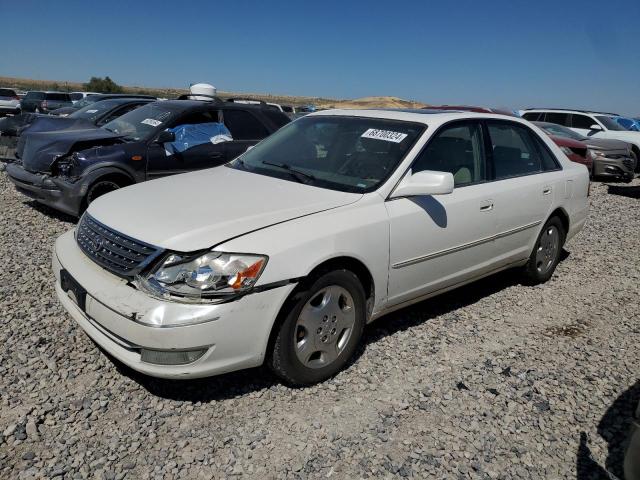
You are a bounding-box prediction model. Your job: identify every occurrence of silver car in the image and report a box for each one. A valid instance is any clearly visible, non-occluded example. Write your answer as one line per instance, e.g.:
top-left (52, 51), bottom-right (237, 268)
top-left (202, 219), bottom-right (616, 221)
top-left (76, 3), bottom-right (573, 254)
top-left (0, 88), bottom-right (21, 116)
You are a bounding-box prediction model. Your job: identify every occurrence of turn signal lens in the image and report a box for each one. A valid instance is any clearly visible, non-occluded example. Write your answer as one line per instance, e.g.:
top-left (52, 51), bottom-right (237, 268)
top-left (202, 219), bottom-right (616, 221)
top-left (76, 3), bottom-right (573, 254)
top-left (131, 155), bottom-right (143, 161)
top-left (229, 259), bottom-right (265, 289)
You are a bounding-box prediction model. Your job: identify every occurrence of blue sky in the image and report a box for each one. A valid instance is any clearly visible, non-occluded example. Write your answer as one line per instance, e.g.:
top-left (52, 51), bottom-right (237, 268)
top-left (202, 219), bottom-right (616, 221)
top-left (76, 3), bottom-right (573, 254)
top-left (1, 0), bottom-right (639, 115)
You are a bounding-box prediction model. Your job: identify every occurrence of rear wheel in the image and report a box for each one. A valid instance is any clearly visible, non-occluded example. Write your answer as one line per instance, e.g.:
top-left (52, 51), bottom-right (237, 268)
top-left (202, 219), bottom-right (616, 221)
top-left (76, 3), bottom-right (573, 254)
top-left (522, 216), bottom-right (565, 284)
top-left (269, 270), bottom-right (366, 386)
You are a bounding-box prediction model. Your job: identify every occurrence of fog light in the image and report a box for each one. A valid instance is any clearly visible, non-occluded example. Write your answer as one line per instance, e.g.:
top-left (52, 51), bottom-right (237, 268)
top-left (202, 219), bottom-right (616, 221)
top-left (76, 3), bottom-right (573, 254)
top-left (140, 348), bottom-right (207, 365)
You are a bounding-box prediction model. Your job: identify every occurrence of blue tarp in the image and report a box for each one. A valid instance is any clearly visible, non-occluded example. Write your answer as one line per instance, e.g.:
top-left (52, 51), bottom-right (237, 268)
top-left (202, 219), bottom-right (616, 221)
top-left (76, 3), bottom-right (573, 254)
top-left (166, 122), bottom-right (233, 153)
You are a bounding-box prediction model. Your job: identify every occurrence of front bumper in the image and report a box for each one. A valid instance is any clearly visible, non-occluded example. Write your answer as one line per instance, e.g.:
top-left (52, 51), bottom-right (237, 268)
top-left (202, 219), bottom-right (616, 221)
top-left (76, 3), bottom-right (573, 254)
top-left (5, 163), bottom-right (85, 216)
top-left (53, 230), bottom-right (296, 379)
top-left (592, 156), bottom-right (636, 181)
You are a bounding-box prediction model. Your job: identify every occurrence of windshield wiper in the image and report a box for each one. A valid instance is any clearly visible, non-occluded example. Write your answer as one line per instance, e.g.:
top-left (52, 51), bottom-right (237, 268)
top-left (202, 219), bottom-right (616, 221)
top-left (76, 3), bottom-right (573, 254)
top-left (261, 160), bottom-right (316, 184)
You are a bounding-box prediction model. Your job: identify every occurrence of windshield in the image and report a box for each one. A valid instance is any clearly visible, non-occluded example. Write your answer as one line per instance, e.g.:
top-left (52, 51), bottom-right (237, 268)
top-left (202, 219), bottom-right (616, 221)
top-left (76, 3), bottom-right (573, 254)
top-left (538, 123), bottom-right (586, 141)
top-left (101, 103), bottom-right (176, 141)
top-left (228, 115), bottom-right (425, 193)
top-left (596, 116), bottom-right (626, 131)
top-left (69, 100), bottom-right (116, 121)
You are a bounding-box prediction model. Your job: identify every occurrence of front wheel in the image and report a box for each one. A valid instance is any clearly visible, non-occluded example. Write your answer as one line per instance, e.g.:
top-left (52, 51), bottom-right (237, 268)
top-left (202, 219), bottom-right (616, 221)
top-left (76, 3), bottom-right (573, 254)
top-left (522, 216), bottom-right (565, 284)
top-left (269, 270), bottom-right (366, 386)
top-left (85, 178), bottom-right (123, 207)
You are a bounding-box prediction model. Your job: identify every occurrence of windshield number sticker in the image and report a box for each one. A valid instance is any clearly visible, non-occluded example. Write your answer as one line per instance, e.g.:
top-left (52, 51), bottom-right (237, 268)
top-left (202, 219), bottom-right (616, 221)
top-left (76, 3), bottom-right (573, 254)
top-left (85, 109), bottom-right (98, 113)
top-left (361, 128), bottom-right (407, 143)
top-left (141, 118), bottom-right (162, 127)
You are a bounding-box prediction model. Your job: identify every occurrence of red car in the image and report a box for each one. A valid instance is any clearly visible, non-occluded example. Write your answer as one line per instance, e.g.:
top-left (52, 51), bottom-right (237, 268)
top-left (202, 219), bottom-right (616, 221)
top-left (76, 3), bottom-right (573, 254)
top-left (424, 105), bottom-right (592, 174)
top-left (546, 134), bottom-right (592, 174)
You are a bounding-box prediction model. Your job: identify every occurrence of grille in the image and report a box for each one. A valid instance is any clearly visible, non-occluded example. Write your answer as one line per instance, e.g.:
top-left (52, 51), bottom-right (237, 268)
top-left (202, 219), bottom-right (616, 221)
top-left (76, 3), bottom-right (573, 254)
top-left (76, 214), bottom-right (162, 278)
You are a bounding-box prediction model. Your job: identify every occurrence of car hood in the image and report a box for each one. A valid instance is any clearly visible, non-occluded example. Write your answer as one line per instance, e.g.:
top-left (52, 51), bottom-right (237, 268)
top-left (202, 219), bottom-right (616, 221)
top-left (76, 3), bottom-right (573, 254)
top-left (582, 137), bottom-right (631, 151)
top-left (18, 127), bottom-right (123, 173)
top-left (600, 131), bottom-right (640, 143)
top-left (88, 166), bottom-right (363, 252)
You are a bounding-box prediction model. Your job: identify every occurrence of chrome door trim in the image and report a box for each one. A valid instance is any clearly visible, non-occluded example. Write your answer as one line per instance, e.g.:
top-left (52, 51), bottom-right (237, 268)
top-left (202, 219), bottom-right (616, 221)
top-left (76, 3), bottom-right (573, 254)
top-left (392, 220), bottom-right (542, 269)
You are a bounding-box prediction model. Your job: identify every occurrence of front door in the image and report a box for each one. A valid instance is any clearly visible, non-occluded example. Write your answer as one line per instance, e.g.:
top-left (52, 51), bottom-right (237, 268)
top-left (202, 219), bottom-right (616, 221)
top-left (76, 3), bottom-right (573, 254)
top-left (146, 109), bottom-right (226, 179)
top-left (386, 120), bottom-right (499, 307)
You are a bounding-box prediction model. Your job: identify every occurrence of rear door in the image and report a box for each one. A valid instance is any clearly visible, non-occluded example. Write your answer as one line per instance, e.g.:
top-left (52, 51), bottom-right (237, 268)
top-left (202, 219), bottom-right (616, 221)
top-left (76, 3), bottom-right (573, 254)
top-left (484, 120), bottom-right (558, 265)
top-left (386, 120), bottom-right (501, 306)
top-left (221, 108), bottom-right (271, 160)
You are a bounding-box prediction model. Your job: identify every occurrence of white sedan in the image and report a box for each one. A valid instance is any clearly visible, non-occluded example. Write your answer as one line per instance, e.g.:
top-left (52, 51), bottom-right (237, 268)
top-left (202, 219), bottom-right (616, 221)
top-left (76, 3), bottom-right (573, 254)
top-left (53, 109), bottom-right (589, 385)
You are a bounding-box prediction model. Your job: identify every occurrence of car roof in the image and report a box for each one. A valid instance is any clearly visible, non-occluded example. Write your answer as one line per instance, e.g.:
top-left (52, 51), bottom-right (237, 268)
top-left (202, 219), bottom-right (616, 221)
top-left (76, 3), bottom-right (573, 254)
top-left (90, 97), bottom-right (155, 107)
top-left (308, 108), bottom-right (523, 126)
top-left (157, 99), bottom-right (274, 111)
top-left (524, 108), bottom-right (618, 116)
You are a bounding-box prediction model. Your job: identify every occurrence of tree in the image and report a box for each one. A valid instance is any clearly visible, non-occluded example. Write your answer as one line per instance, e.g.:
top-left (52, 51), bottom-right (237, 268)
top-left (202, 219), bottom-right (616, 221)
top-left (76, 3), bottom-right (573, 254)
top-left (83, 76), bottom-right (124, 93)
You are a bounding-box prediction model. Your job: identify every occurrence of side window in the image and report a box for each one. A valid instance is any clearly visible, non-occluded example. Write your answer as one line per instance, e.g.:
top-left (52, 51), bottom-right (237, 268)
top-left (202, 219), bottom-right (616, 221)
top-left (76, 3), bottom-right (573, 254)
top-left (544, 112), bottom-right (569, 126)
top-left (175, 110), bottom-right (220, 126)
top-left (412, 122), bottom-right (486, 187)
top-left (223, 109), bottom-right (269, 140)
top-left (571, 114), bottom-right (594, 129)
top-left (522, 112), bottom-right (543, 121)
top-left (487, 122), bottom-right (542, 180)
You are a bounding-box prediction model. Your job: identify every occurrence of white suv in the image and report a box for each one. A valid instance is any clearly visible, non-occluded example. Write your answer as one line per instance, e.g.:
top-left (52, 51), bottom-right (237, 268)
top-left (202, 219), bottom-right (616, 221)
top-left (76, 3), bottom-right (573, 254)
top-left (53, 109), bottom-right (589, 385)
top-left (522, 109), bottom-right (640, 171)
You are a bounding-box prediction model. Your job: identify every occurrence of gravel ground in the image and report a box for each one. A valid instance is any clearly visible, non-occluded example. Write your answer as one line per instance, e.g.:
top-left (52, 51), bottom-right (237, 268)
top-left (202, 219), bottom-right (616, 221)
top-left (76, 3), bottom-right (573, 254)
top-left (0, 171), bottom-right (638, 479)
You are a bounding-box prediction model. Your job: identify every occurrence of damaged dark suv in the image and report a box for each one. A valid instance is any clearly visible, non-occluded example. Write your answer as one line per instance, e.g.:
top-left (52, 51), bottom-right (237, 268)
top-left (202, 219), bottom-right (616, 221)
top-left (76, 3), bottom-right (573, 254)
top-left (6, 98), bottom-right (290, 216)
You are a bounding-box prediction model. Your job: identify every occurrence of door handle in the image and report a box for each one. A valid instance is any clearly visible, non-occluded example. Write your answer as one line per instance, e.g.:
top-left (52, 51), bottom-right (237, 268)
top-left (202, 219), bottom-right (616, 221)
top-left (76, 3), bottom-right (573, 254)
top-left (479, 202), bottom-right (494, 212)
top-left (543, 186), bottom-right (552, 195)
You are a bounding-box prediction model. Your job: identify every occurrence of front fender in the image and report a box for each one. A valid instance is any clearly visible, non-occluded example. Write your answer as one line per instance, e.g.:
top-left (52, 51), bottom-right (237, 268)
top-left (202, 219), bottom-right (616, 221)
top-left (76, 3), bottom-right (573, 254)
top-left (214, 196), bottom-right (390, 317)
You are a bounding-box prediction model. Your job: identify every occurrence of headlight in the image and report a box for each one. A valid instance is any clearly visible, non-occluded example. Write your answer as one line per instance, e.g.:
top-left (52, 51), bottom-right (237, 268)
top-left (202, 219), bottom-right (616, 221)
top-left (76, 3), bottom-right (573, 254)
top-left (560, 146), bottom-right (573, 156)
top-left (138, 251), bottom-right (267, 302)
top-left (588, 149), bottom-right (606, 158)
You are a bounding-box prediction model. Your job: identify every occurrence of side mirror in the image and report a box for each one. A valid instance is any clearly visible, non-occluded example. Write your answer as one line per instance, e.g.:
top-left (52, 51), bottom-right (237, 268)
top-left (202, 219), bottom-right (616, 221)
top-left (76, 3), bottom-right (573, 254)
top-left (389, 170), bottom-right (454, 199)
top-left (154, 130), bottom-right (175, 144)
top-left (589, 124), bottom-right (603, 131)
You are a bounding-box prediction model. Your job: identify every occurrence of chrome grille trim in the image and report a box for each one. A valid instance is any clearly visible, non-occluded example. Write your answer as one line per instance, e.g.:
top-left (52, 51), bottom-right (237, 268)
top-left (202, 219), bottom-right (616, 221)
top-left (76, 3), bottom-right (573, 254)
top-left (76, 214), bottom-right (163, 278)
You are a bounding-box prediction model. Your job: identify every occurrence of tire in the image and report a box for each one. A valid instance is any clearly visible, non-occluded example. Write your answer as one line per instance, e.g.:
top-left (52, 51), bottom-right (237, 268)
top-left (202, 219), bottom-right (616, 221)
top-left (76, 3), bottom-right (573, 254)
top-left (269, 270), bottom-right (366, 386)
top-left (85, 178), bottom-right (123, 207)
top-left (631, 150), bottom-right (639, 174)
top-left (522, 216), bottom-right (566, 285)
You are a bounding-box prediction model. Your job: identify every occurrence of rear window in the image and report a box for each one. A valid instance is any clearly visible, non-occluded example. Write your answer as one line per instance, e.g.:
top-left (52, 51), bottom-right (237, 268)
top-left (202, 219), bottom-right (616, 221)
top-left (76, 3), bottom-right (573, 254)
top-left (70, 93), bottom-right (84, 101)
top-left (46, 93), bottom-right (71, 101)
top-left (0, 88), bottom-right (16, 97)
top-left (25, 91), bottom-right (45, 100)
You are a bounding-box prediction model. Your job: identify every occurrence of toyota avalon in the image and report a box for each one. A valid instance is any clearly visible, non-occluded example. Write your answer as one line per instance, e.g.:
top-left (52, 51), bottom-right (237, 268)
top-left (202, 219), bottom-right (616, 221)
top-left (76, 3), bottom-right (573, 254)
top-left (53, 109), bottom-right (589, 385)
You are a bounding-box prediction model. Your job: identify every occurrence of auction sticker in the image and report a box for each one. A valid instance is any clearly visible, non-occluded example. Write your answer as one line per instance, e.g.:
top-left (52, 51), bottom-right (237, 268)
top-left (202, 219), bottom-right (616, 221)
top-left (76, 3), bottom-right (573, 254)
top-left (141, 118), bottom-right (162, 127)
top-left (361, 128), bottom-right (407, 143)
